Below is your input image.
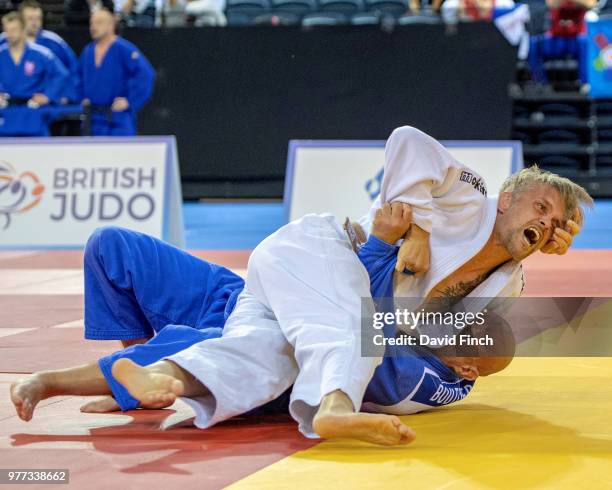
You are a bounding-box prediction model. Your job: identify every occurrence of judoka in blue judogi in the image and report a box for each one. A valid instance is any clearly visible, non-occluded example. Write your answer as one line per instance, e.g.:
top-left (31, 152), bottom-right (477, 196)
top-left (1, 0), bottom-right (79, 102)
top-left (0, 12), bottom-right (67, 136)
top-left (84, 226), bottom-right (479, 415)
top-left (78, 9), bottom-right (155, 136)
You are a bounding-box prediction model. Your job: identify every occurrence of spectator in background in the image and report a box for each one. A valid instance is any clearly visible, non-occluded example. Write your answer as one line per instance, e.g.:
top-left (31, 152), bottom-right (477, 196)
top-left (441, 0), bottom-right (516, 22)
top-left (548, 0), bottom-right (595, 37)
top-left (163, 0), bottom-right (187, 26)
top-left (528, 0), bottom-right (597, 84)
top-left (160, 0), bottom-right (226, 27)
top-left (0, 0), bottom-right (79, 102)
top-left (184, 0), bottom-right (226, 25)
top-left (409, 0), bottom-right (443, 15)
top-left (115, 0), bottom-right (157, 26)
top-left (0, 12), bottom-right (67, 135)
top-left (78, 9), bottom-right (155, 135)
top-left (65, 0), bottom-right (115, 26)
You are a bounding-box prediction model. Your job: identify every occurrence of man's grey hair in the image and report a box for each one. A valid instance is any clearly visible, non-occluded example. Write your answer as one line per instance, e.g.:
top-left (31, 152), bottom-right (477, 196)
top-left (500, 165), bottom-right (594, 225)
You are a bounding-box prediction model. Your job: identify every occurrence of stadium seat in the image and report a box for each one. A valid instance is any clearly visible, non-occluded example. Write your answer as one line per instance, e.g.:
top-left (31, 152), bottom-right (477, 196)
top-left (270, 0), bottom-right (316, 16)
top-left (254, 11), bottom-right (301, 23)
top-left (515, 60), bottom-right (532, 84)
top-left (226, 12), bottom-right (257, 24)
top-left (537, 154), bottom-right (586, 175)
top-left (596, 155), bottom-right (612, 169)
top-left (397, 12), bottom-right (441, 24)
top-left (598, 129), bottom-right (612, 143)
top-left (302, 11), bottom-right (349, 24)
top-left (318, 0), bottom-right (364, 14)
top-left (350, 11), bottom-right (380, 24)
top-left (226, 0), bottom-right (270, 24)
top-left (539, 155), bottom-right (582, 167)
top-left (512, 130), bottom-right (532, 145)
top-left (596, 102), bottom-right (612, 117)
top-left (543, 59), bottom-right (581, 92)
top-left (513, 104), bottom-right (530, 119)
top-left (538, 129), bottom-right (582, 145)
top-left (364, 0), bottom-right (408, 17)
top-left (536, 103), bottom-right (580, 118)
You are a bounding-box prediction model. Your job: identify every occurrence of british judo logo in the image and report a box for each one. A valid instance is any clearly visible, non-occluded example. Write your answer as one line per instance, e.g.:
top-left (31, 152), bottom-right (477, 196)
top-left (0, 161), bottom-right (45, 230)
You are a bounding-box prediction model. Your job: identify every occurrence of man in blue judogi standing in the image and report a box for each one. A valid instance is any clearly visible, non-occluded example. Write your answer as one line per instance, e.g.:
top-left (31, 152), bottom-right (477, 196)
top-left (0, 1), bottom-right (79, 102)
top-left (78, 8), bottom-right (155, 136)
top-left (0, 12), bottom-right (67, 136)
top-left (22, 0), bottom-right (79, 102)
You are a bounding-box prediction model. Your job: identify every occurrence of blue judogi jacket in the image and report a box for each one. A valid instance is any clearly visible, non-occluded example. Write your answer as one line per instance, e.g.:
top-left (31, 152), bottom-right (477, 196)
top-left (0, 42), bottom-right (67, 102)
top-left (1, 30), bottom-right (79, 101)
top-left (36, 30), bottom-right (79, 102)
top-left (357, 233), bottom-right (475, 414)
top-left (77, 37), bottom-right (155, 135)
top-left (0, 42), bottom-right (68, 136)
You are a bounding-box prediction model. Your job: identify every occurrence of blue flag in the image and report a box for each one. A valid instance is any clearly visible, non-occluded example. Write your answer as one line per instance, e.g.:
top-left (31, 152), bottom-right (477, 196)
top-left (587, 20), bottom-right (612, 98)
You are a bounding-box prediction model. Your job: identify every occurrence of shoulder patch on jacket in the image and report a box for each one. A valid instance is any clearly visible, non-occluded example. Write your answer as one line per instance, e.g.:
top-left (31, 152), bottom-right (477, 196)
top-left (459, 170), bottom-right (487, 196)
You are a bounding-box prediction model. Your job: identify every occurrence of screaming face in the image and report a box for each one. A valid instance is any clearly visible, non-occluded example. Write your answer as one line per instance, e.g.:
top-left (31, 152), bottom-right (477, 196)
top-left (523, 225), bottom-right (542, 248)
top-left (496, 184), bottom-right (566, 261)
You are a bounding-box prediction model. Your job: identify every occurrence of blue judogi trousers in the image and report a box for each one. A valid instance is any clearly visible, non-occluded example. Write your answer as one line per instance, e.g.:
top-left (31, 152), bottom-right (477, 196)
top-left (84, 226), bottom-right (245, 410)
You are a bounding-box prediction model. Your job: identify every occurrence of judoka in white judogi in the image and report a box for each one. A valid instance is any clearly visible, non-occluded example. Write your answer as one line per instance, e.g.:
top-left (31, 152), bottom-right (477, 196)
top-left (163, 126), bottom-right (526, 437)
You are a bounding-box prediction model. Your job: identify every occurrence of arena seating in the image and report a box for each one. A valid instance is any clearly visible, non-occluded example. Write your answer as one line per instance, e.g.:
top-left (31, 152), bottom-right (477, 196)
top-left (3, 0), bottom-right (611, 197)
top-left (301, 11), bottom-right (349, 25)
top-left (270, 0), bottom-right (317, 17)
top-left (512, 89), bottom-right (612, 195)
top-left (225, 0), bottom-right (270, 24)
top-left (318, 0), bottom-right (364, 15)
top-left (225, 0), bottom-right (409, 24)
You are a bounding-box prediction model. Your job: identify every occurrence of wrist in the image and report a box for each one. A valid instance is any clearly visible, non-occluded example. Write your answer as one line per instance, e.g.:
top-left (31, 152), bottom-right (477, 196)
top-left (408, 224), bottom-right (430, 241)
top-left (366, 234), bottom-right (397, 251)
top-left (372, 231), bottom-right (398, 245)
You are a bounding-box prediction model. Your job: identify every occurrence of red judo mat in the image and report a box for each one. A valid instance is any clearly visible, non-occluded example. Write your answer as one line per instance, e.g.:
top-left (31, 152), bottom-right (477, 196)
top-left (1, 248), bottom-right (612, 489)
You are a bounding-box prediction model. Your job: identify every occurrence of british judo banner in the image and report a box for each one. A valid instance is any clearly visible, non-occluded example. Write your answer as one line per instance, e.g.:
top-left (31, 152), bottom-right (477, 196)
top-left (0, 136), bottom-right (184, 249)
top-left (284, 140), bottom-right (523, 222)
top-left (587, 19), bottom-right (612, 99)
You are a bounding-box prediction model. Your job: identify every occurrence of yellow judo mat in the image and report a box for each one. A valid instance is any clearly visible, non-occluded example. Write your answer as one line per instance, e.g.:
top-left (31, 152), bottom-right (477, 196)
top-left (230, 357), bottom-right (612, 490)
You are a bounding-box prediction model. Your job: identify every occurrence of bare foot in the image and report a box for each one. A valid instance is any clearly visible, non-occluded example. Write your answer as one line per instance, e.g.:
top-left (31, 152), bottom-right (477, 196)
top-left (80, 396), bottom-right (121, 413)
top-left (10, 375), bottom-right (48, 422)
top-left (111, 359), bottom-right (184, 409)
top-left (313, 412), bottom-right (416, 446)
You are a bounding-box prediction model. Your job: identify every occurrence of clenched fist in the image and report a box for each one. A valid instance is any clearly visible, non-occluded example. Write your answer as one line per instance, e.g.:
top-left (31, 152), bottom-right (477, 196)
top-left (372, 202), bottom-right (413, 245)
top-left (540, 207), bottom-right (582, 255)
top-left (396, 224), bottom-right (430, 275)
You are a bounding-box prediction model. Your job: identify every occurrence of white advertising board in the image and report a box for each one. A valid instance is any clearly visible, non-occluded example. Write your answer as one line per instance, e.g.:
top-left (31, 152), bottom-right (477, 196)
top-left (284, 140), bottom-right (523, 222)
top-left (0, 136), bottom-right (184, 248)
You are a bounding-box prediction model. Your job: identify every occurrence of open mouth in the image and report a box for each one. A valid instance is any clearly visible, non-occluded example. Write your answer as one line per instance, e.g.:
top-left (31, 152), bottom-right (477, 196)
top-left (523, 226), bottom-right (541, 247)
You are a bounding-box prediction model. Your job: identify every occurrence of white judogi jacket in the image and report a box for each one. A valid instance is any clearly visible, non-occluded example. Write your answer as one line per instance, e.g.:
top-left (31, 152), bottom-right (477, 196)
top-left (170, 125), bottom-right (527, 436)
top-left (360, 125), bottom-right (525, 311)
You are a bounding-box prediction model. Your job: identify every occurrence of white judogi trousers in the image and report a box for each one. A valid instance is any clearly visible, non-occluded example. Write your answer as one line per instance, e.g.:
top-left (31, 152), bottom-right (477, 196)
top-left (166, 214), bottom-right (381, 437)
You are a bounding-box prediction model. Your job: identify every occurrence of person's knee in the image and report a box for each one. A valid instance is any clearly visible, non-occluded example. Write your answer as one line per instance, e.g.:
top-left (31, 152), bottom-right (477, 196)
top-left (84, 226), bottom-right (130, 264)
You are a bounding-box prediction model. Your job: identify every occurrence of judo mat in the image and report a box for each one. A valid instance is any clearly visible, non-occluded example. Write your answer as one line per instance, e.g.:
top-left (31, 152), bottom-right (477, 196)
top-left (2, 248), bottom-right (612, 490)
